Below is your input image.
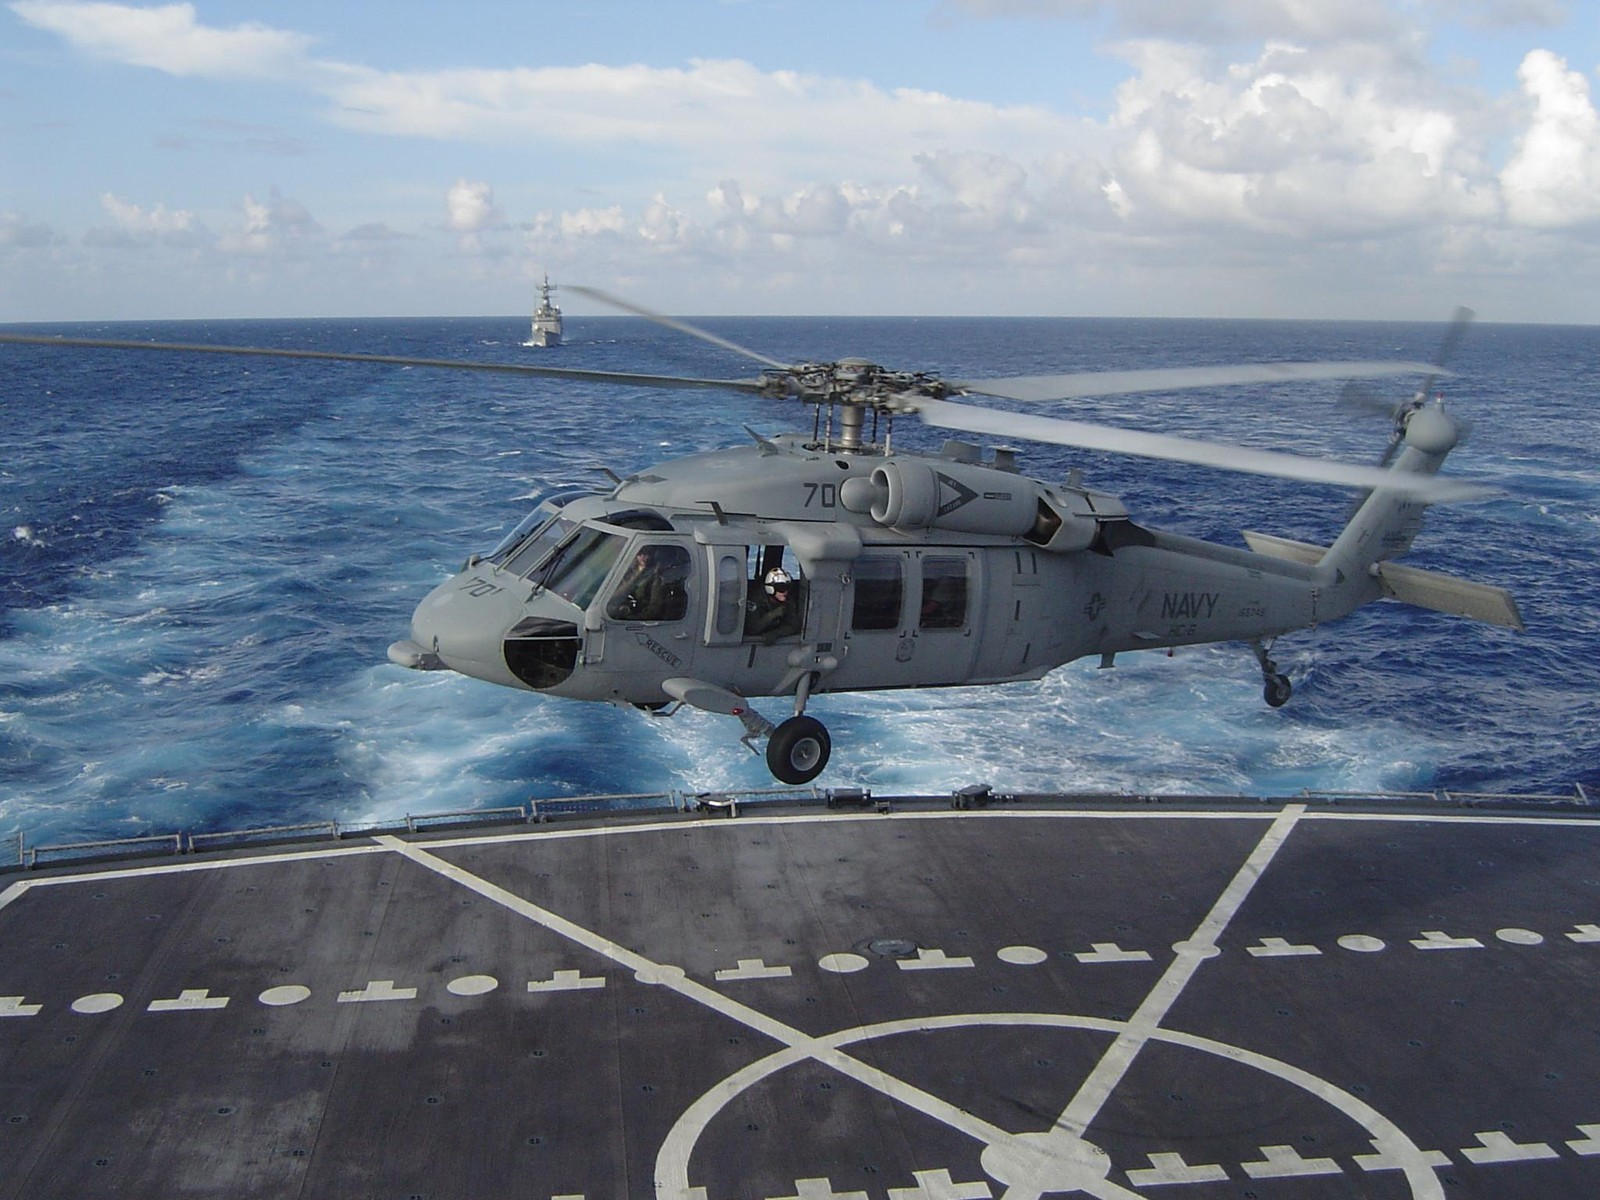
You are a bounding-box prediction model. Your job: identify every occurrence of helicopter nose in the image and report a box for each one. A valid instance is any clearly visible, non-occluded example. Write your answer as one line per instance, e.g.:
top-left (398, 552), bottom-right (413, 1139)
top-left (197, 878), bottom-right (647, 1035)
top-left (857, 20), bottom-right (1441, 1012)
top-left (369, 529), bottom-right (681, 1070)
top-left (396, 573), bottom-right (529, 688)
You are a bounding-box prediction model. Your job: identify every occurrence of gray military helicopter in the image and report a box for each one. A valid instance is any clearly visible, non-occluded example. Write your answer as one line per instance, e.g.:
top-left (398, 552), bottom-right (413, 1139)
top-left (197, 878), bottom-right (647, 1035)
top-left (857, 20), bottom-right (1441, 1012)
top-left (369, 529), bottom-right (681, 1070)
top-left (0, 299), bottom-right (1519, 785)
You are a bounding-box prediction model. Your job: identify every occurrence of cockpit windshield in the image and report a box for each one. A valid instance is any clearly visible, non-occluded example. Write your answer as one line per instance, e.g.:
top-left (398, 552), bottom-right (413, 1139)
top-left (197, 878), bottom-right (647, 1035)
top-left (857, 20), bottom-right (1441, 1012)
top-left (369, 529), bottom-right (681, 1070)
top-left (498, 514), bottom-right (576, 577)
top-left (531, 527), bottom-right (627, 609)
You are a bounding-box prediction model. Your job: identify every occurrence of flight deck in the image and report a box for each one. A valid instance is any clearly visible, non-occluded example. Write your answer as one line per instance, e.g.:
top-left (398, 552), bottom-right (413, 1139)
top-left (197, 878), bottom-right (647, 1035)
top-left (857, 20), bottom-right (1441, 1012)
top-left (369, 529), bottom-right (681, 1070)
top-left (2, 795), bottom-right (1598, 1199)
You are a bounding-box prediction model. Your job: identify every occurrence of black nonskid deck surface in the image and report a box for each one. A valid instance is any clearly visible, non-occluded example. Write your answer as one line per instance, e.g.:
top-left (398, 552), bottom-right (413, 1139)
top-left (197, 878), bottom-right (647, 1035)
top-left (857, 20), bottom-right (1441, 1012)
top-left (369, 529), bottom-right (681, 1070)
top-left (2, 804), bottom-right (1599, 1199)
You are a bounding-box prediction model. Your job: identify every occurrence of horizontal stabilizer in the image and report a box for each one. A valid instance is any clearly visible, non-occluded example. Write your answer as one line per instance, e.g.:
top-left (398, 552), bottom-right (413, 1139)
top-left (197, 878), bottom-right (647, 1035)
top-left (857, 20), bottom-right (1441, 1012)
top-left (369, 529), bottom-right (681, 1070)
top-left (1242, 530), bottom-right (1524, 630)
top-left (1373, 561), bottom-right (1526, 631)
top-left (1241, 530), bottom-right (1324, 567)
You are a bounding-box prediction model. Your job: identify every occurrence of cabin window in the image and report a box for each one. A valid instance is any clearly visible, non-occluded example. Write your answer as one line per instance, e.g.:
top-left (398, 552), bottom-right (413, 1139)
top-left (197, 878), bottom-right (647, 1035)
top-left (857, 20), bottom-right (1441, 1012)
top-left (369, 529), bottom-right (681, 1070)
top-left (743, 546), bottom-right (805, 642)
top-left (605, 543), bottom-right (690, 622)
top-left (714, 555), bottom-right (744, 635)
top-left (919, 557), bottom-right (968, 629)
top-left (852, 557), bottom-right (903, 631)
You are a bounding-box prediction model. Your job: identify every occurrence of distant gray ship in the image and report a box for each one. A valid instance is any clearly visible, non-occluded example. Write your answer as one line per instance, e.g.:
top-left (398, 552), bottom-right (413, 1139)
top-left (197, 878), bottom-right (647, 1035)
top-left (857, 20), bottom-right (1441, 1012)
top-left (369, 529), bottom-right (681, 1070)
top-left (524, 275), bottom-right (562, 347)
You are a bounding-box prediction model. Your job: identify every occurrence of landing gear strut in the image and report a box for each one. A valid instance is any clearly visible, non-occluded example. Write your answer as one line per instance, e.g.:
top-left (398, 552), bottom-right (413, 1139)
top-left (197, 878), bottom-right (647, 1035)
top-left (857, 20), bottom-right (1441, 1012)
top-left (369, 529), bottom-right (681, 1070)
top-left (1251, 640), bottom-right (1292, 708)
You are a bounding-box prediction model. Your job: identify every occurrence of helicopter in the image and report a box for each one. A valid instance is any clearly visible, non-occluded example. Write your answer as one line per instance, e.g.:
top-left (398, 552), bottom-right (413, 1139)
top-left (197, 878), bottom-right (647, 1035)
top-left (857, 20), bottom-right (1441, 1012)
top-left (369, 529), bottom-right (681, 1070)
top-left (0, 298), bottom-right (1520, 785)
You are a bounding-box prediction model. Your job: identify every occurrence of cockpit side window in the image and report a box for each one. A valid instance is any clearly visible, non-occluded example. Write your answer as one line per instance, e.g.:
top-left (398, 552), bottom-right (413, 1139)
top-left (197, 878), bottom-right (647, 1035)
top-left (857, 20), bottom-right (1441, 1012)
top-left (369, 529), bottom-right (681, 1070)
top-left (606, 543), bottom-right (691, 622)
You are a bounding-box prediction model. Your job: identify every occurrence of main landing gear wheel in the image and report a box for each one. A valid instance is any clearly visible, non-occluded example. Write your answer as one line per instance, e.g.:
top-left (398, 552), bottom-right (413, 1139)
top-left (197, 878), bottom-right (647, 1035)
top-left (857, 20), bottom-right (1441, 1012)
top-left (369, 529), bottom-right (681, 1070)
top-left (1264, 672), bottom-right (1293, 708)
top-left (767, 715), bottom-right (831, 785)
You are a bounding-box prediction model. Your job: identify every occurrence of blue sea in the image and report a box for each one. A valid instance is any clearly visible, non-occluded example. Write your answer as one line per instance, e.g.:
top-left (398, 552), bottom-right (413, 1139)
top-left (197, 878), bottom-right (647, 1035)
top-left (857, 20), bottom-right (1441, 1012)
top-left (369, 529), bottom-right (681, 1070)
top-left (2, 315), bottom-right (1596, 845)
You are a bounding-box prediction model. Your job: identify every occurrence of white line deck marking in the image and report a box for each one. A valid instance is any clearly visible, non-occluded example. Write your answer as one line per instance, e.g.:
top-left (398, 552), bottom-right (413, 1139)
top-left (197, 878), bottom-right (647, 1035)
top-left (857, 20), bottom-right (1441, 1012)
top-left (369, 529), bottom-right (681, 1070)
top-left (0, 996), bottom-right (41, 1017)
top-left (1567, 924), bottom-right (1600, 943)
top-left (1051, 806), bottom-right (1305, 1145)
top-left (772, 1179), bottom-right (869, 1200)
top-left (373, 836), bottom-right (1023, 1162)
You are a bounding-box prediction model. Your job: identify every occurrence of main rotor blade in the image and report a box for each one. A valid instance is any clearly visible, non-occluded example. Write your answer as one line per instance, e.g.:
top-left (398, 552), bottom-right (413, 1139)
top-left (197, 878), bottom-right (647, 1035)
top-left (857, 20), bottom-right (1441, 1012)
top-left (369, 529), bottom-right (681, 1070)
top-left (950, 361), bottom-right (1445, 403)
top-left (564, 285), bottom-right (791, 371)
top-left (913, 397), bottom-right (1492, 503)
top-left (0, 333), bottom-right (766, 394)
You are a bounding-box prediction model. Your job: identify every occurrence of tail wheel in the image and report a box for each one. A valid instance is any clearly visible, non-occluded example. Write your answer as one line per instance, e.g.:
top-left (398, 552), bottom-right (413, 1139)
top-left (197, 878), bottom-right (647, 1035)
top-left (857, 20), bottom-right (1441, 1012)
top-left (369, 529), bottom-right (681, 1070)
top-left (766, 715), bottom-right (831, 784)
top-left (1264, 673), bottom-right (1292, 708)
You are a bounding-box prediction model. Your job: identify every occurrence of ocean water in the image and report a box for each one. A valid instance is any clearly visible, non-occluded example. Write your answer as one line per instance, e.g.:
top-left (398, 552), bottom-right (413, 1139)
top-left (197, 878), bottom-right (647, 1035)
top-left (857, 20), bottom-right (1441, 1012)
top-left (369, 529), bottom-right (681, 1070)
top-left (2, 315), bottom-right (1596, 844)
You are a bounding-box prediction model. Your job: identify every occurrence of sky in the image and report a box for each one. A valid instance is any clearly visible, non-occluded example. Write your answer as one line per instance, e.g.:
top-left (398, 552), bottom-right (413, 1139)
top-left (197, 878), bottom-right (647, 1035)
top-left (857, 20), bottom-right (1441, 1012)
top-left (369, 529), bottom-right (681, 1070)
top-left (2, 0), bottom-right (1599, 323)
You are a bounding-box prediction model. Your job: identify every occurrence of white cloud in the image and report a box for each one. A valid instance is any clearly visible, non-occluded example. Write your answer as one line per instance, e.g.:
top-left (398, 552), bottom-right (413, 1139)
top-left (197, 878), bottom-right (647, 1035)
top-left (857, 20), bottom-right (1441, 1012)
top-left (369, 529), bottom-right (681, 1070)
top-left (219, 189), bottom-right (321, 255)
top-left (444, 179), bottom-right (502, 234)
top-left (0, 210), bottom-right (59, 248)
top-left (10, 0), bottom-right (312, 81)
top-left (1500, 49), bottom-right (1600, 227)
top-left (1095, 40), bottom-right (1498, 235)
top-left (943, 0), bottom-right (1410, 43)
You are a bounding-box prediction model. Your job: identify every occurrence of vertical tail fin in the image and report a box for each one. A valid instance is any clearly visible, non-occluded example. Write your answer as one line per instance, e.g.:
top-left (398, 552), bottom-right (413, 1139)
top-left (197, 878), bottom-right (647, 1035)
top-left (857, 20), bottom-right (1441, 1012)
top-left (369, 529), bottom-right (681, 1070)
top-left (1318, 399), bottom-right (1463, 585)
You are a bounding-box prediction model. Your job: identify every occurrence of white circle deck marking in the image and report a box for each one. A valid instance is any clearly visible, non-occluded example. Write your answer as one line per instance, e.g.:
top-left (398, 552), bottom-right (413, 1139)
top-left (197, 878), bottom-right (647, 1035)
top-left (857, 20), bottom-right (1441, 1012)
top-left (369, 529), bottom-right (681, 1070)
top-left (818, 952), bottom-right (869, 974)
top-left (1339, 935), bottom-right (1387, 953)
top-left (258, 985), bottom-right (312, 1006)
top-left (998, 945), bottom-right (1048, 965)
top-left (70, 992), bottom-right (124, 1014)
top-left (1496, 928), bottom-right (1544, 945)
top-left (447, 974), bottom-right (500, 996)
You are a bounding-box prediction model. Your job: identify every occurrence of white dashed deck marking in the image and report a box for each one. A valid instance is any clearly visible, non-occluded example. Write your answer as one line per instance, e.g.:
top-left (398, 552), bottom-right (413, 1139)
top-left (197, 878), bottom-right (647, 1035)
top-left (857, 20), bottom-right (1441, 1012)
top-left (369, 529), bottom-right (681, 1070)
top-left (1072, 943), bottom-right (1151, 964)
top-left (69, 992), bottom-right (124, 1014)
top-left (1354, 1139), bottom-right (1452, 1172)
top-left (0, 996), bottom-right (41, 1018)
top-left (1411, 930), bottom-right (1485, 951)
top-left (1124, 1151), bottom-right (1228, 1185)
top-left (1567, 1125), bottom-right (1600, 1156)
top-left (898, 948), bottom-right (974, 971)
top-left (446, 974), bottom-right (499, 996)
top-left (1247, 937), bottom-right (1320, 958)
top-left (337, 979), bottom-right (417, 1003)
top-left (147, 988), bottom-right (228, 1012)
top-left (258, 984), bottom-right (311, 1006)
top-left (715, 958), bottom-right (793, 982)
top-left (1567, 924), bottom-right (1600, 943)
top-left (527, 969), bottom-right (605, 993)
top-left (997, 946), bottom-right (1047, 966)
top-left (886, 1167), bottom-right (993, 1198)
top-left (1460, 1131), bottom-right (1559, 1163)
top-left (817, 953), bottom-right (868, 973)
top-left (1240, 1144), bottom-right (1341, 1178)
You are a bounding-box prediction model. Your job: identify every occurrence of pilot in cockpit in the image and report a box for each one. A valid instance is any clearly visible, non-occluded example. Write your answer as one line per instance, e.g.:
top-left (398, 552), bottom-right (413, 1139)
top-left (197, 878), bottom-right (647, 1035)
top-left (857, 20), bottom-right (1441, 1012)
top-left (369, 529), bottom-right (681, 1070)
top-left (608, 546), bottom-right (688, 622)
